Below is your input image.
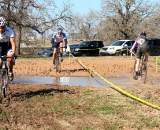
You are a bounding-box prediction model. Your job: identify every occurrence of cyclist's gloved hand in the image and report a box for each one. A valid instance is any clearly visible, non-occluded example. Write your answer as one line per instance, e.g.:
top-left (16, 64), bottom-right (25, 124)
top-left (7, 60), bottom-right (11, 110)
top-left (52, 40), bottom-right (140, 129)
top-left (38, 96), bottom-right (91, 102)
top-left (7, 49), bottom-right (14, 57)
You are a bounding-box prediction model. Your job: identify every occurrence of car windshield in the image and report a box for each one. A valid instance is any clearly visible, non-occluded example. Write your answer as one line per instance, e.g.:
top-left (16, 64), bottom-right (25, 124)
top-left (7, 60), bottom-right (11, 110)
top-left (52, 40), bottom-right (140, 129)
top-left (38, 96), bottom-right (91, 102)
top-left (69, 44), bottom-right (79, 48)
top-left (111, 41), bottom-right (124, 46)
top-left (79, 41), bottom-right (89, 47)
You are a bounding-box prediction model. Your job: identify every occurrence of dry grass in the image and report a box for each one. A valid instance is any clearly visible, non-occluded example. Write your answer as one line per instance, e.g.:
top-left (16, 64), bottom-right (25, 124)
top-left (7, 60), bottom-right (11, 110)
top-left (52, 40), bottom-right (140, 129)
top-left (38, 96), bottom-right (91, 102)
top-left (0, 85), bottom-right (160, 130)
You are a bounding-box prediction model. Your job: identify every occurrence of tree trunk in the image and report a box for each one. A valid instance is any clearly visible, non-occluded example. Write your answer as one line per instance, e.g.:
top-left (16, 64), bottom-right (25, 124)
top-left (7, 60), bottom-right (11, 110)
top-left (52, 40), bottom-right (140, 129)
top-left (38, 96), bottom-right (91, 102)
top-left (17, 26), bottom-right (22, 55)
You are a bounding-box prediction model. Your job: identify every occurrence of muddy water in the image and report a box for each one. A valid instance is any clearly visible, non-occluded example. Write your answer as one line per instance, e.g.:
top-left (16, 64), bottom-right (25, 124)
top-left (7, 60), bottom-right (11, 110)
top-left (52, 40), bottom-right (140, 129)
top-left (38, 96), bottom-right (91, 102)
top-left (12, 76), bottom-right (108, 87)
top-left (12, 75), bottom-right (159, 88)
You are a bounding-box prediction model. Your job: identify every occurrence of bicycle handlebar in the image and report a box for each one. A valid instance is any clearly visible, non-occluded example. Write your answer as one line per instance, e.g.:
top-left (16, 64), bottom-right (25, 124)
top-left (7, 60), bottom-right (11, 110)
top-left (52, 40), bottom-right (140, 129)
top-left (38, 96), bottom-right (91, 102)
top-left (0, 55), bottom-right (16, 61)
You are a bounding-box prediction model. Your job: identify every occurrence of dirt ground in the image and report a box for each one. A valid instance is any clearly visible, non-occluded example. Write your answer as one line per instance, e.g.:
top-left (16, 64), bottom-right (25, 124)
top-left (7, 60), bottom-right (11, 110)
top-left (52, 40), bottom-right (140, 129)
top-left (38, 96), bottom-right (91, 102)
top-left (0, 56), bottom-right (160, 130)
top-left (14, 56), bottom-right (158, 77)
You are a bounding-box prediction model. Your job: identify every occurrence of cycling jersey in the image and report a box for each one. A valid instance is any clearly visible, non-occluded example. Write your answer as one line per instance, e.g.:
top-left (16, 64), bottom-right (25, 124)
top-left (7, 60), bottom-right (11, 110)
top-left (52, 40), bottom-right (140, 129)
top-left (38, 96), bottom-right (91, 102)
top-left (52, 32), bottom-right (67, 43)
top-left (51, 32), bottom-right (67, 48)
top-left (0, 26), bottom-right (15, 43)
top-left (132, 36), bottom-right (149, 59)
top-left (0, 26), bottom-right (15, 55)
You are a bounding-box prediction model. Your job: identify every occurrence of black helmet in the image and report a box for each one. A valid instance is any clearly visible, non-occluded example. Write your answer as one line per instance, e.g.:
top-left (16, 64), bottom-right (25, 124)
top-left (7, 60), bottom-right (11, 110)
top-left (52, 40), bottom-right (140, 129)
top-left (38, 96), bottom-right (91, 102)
top-left (140, 32), bottom-right (146, 37)
top-left (57, 27), bottom-right (63, 33)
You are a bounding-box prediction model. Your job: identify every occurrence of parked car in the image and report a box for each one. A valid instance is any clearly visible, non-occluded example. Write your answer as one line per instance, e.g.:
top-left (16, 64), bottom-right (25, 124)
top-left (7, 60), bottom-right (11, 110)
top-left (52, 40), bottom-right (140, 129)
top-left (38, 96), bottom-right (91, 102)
top-left (36, 48), bottom-right (52, 57)
top-left (106, 40), bottom-right (135, 55)
top-left (67, 43), bottom-right (80, 56)
top-left (71, 40), bottom-right (104, 56)
top-left (99, 46), bottom-right (109, 56)
top-left (148, 38), bottom-right (160, 56)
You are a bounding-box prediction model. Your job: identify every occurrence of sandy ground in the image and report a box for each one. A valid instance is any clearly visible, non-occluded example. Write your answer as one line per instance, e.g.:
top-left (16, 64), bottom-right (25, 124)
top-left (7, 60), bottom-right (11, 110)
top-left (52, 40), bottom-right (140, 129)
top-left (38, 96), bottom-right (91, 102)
top-left (14, 56), bottom-right (158, 77)
top-left (14, 57), bottom-right (89, 77)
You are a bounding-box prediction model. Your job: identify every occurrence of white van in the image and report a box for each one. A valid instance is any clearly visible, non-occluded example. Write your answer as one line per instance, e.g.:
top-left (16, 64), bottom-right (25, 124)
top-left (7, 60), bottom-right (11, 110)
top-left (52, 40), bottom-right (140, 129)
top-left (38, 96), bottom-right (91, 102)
top-left (106, 40), bottom-right (135, 55)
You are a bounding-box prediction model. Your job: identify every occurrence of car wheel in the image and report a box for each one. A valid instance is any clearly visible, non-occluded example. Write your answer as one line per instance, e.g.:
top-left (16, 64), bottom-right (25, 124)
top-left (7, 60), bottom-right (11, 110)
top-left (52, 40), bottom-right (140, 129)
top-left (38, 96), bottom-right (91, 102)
top-left (122, 53), bottom-right (127, 56)
top-left (115, 52), bottom-right (120, 56)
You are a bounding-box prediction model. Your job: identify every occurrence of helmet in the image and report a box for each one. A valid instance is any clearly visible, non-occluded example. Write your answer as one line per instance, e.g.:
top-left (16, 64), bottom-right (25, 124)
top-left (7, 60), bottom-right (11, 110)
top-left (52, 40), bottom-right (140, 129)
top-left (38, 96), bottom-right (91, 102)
top-left (139, 32), bottom-right (146, 37)
top-left (57, 27), bottom-right (63, 33)
top-left (0, 17), bottom-right (6, 27)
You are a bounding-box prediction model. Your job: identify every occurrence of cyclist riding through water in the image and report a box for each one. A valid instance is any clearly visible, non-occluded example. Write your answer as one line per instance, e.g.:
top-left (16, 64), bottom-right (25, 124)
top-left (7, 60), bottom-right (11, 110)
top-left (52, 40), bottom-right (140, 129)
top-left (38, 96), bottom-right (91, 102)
top-left (0, 16), bottom-right (16, 80)
top-left (51, 27), bottom-right (68, 68)
top-left (130, 31), bottom-right (149, 80)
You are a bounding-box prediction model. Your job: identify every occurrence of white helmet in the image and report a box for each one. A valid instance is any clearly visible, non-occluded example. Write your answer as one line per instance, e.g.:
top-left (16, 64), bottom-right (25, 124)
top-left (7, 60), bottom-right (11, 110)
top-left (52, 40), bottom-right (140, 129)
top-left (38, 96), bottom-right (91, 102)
top-left (0, 17), bottom-right (6, 27)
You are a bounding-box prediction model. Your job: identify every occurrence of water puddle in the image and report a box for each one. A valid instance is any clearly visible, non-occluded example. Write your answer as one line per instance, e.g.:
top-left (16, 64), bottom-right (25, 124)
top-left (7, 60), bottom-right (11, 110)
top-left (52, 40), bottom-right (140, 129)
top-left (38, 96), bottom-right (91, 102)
top-left (107, 76), bottom-right (134, 87)
top-left (12, 76), bottom-right (108, 87)
top-left (12, 75), bottom-right (159, 88)
top-left (107, 76), bottom-right (160, 87)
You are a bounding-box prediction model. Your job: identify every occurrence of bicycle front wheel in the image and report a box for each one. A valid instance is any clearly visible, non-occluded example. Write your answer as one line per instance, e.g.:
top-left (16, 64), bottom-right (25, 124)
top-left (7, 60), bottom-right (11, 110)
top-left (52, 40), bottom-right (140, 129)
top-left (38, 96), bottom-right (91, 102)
top-left (55, 55), bottom-right (61, 73)
top-left (0, 69), bottom-right (9, 98)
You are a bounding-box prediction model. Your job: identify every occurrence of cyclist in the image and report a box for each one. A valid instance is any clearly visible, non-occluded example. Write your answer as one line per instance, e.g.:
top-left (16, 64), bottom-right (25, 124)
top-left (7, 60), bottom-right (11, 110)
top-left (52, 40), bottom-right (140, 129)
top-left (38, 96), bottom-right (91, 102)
top-left (51, 27), bottom-right (68, 68)
top-left (0, 16), bottom-right (16, 80)
top-left (130, 31), bottom-right (149, 80)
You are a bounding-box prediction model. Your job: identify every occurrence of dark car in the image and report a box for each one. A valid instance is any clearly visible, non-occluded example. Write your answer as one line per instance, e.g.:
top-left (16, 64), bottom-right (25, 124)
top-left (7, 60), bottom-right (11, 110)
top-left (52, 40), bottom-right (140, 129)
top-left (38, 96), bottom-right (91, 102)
top-left (71, 40), bottom-right (104, 56)
top-left (68, 44), bottom-right (80, 56)
top-left (36, 48), bottom-right (52, 57)
top-left (148, 38), bottom-right (160, 56)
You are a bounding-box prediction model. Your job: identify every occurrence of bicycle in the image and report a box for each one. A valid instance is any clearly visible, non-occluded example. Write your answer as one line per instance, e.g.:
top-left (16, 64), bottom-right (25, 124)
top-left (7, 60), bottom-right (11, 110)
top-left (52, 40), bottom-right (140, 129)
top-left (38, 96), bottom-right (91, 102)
top-left (132, 52), bottom-right (148, 83)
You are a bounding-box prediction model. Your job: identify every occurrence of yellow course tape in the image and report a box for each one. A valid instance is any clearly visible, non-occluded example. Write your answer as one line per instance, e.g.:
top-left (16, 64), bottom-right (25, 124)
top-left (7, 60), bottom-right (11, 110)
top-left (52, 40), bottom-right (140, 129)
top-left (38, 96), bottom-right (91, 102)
top-left (71, 54), bottom-right (160, 110)
top-left (156, 56), bottom-right (160, 73)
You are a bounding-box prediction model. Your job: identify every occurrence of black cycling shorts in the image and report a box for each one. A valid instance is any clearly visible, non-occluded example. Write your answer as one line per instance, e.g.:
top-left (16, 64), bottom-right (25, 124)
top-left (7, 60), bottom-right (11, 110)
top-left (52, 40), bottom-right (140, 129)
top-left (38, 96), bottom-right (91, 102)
top-left (136, 41), bottom-right (149, 59)
top-left (136, 44), bottom-right (149, 59)
top-left (52, 42), bottom-right (61, 49)
top-left (0, 42), bottom-right (11, 56)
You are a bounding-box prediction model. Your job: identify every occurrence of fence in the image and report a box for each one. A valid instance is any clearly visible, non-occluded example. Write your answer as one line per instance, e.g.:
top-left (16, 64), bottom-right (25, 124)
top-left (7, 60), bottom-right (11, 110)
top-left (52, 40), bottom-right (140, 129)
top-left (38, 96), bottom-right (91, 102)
top-left (156, 56), bottom-right (160, 72)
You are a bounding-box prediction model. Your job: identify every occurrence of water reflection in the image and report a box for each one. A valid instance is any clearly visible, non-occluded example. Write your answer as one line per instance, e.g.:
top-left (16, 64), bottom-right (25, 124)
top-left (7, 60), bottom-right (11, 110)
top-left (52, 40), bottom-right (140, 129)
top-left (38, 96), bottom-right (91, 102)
top-left (12, 76), bottom-right (107, 87)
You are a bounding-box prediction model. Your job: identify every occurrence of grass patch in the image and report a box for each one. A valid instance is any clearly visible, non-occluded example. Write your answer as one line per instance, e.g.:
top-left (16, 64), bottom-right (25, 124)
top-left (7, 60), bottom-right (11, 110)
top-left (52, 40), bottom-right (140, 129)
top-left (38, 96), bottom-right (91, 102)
top-left (82, 89), bottom-right (95, 95)
top-left (82, 127), bottom-right (93, 130)
top-left (95, 106), bottom-right (115, 114)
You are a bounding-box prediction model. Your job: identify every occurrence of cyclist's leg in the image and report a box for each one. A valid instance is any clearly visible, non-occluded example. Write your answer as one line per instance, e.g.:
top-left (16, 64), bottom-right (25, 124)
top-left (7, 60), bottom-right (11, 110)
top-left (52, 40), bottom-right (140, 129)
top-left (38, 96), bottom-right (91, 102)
top-left (7, 50), bottom-right (14, 80)
top-left (134, 47), bottom-right (142, 78)
top-left (135, 48), bottom-right (142, 72)
top-left (59, 42), bottom-right (64, 61)
top-left (0, 44), bottom-right (7, 67)
top-left (59, 42), bottom-right (63, 56)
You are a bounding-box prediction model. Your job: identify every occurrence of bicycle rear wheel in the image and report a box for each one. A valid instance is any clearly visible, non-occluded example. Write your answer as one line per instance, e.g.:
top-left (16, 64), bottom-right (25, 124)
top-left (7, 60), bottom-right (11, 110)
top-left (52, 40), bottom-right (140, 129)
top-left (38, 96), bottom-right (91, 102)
top-left (140, 55), bottom-right (148, 83)
top-left (141, 60), bottom-right (147, 84)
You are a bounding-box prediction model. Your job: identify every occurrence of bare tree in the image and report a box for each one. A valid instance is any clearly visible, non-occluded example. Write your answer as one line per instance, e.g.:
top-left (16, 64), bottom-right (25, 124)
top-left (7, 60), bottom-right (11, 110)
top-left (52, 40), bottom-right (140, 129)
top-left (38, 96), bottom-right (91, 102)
top-left (67, 10), bottom-right (100, 41)
top-left (99, 0), bottom-right (154, 42)
top-left (0, 0), bottom-right (72, 54)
